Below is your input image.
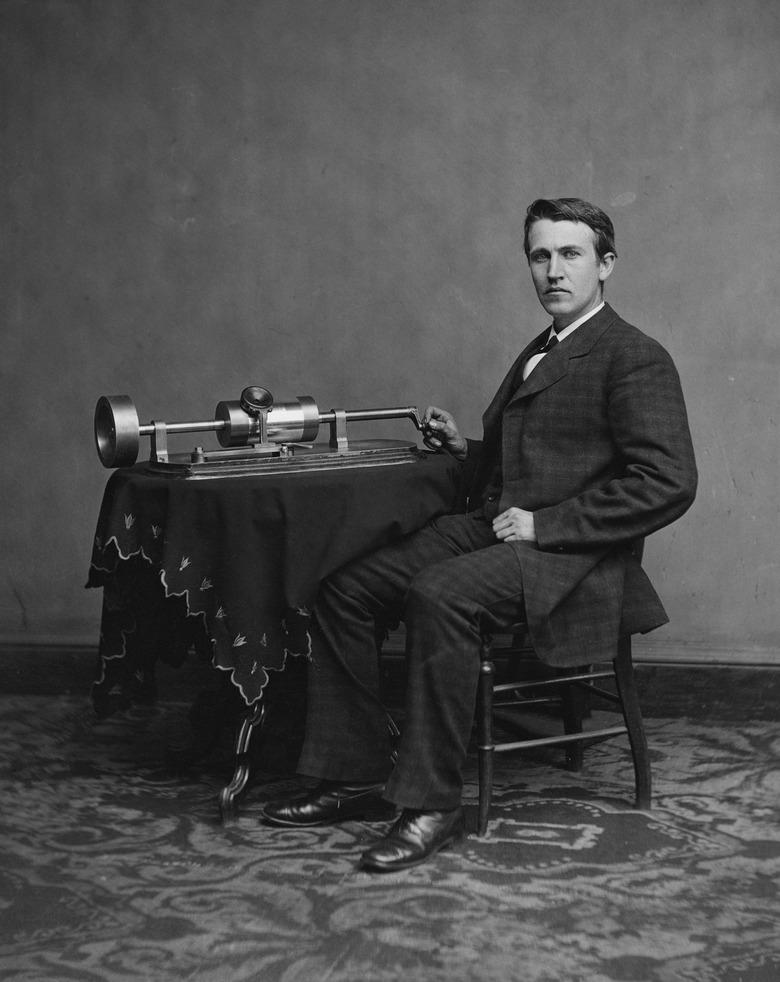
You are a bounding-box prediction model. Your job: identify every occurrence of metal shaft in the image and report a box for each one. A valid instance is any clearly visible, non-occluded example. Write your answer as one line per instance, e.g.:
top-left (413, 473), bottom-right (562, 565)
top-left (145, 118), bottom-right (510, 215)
top-left (139, 419), bottom-right (227, 436)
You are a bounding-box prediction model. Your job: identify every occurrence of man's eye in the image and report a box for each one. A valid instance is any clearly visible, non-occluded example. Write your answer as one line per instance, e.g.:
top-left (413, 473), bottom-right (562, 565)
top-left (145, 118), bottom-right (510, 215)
top-left (562, 250), bottom-right (579, 259)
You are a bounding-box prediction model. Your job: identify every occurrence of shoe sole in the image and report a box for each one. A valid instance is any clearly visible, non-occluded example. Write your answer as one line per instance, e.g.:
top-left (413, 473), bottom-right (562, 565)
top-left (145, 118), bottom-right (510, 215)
top-left (261, 811), bottom-right (370, 828)
top-left (261, 802), bottom-right (394, 829)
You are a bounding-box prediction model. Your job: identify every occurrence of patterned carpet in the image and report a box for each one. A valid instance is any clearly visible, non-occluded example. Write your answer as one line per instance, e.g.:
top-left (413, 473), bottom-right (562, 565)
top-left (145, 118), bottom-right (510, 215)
top-left (1, 670), bottom-right (779, 981)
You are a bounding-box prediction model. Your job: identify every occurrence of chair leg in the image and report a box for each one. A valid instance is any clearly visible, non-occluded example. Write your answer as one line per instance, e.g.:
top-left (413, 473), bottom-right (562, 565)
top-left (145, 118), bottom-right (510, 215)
top-left (560, 672), bottom-right (586, 772)
top-left (477, 656), bottom-right (495, 836)
top-left (614, 638), bottom-right (651, 809)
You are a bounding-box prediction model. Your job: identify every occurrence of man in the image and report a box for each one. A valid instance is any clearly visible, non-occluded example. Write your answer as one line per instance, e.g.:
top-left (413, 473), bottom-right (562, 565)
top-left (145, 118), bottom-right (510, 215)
top-left (262, 197), bottom-right (697, 871)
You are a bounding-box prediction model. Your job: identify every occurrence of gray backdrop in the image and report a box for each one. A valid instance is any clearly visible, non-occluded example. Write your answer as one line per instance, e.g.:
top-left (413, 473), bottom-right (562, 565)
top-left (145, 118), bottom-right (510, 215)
top-left (2, 0), bottom-right (778, 664)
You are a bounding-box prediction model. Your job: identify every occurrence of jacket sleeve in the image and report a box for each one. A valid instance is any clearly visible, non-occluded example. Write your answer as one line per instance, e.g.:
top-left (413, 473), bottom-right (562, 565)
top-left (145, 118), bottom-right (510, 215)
top-left (533, 338), bottom-right (698, 551)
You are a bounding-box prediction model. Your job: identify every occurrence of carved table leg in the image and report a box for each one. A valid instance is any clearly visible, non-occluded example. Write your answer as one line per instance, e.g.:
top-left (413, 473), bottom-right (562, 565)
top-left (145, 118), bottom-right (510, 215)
top-left (218, 699), bottom-right (266, 822)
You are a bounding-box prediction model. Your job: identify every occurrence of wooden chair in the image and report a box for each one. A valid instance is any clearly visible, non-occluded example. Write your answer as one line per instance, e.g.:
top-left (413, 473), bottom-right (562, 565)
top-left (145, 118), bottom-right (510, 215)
top-left (475, 629), bottom-right (651, 835)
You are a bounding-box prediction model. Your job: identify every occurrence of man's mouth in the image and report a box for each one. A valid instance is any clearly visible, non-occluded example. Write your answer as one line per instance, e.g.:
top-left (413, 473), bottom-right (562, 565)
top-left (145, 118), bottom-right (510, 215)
top-left (545, 288), bottom-right (568, 296)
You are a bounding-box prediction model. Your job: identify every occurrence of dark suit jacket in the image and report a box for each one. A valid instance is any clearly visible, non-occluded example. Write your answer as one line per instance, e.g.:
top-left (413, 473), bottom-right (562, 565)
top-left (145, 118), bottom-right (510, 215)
top-left (467, 303), bottom-right (697, 666)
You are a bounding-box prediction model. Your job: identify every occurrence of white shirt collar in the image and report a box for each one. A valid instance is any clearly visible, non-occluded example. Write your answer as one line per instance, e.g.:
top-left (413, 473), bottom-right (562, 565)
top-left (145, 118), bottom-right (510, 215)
top-left (548, 301), bottom-right (605, 344)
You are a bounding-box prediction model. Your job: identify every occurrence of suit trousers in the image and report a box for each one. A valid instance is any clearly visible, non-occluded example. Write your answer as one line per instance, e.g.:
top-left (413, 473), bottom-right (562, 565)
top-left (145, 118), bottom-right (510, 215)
top-left (296, 511), bottom-right (529, 810)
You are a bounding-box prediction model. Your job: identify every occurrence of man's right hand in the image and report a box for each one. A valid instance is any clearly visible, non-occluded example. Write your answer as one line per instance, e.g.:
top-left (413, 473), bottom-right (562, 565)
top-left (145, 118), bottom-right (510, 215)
top-left (421, 406), bottom-right (468, 460)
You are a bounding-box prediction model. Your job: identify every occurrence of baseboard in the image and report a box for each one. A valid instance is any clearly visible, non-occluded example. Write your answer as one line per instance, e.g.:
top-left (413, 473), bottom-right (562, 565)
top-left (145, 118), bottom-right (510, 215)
top-left (1, 633), bottom-right (778, 668)
top-left (631, 640), bottom-right (780, 668)
top-left (1, 638), bottom-right (778, 721)
top-left (384, 630), bottom-right (780, 670)
top-left (2, 635), bottom-right (776, 668)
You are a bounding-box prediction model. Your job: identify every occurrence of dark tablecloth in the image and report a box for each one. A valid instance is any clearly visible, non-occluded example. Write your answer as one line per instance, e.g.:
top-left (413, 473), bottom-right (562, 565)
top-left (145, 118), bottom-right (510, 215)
top-left (87, 451), bottom-right (462, 711)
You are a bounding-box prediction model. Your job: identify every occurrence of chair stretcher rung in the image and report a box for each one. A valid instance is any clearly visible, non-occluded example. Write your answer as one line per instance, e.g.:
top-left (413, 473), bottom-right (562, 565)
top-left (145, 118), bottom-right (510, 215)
top-left (494, 696), bottom-right (558, 709)
top-left (483, 724), bottom-right (628, 754)
top-left (492, 670), bottom-right (614, 694)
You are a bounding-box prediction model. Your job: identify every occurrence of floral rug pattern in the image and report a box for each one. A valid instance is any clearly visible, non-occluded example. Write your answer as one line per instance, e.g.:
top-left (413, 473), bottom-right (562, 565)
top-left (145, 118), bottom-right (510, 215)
top-left (1, 693), bottom-right (779, 982)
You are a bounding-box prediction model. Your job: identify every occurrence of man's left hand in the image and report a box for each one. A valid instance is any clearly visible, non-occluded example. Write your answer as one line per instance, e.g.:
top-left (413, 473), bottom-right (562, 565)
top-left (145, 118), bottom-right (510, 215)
top-left (493, 507), bottom-right (536, 543)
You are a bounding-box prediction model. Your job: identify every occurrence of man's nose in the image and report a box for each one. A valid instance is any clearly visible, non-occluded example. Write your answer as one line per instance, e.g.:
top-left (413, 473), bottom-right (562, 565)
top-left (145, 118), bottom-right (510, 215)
top-left (547, 254), bottom-right (563, 279)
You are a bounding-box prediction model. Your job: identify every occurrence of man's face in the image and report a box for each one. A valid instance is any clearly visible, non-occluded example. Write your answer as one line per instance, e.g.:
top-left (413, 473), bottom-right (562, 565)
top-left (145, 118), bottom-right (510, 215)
top-left (527, 218), bottom-right (615, 329)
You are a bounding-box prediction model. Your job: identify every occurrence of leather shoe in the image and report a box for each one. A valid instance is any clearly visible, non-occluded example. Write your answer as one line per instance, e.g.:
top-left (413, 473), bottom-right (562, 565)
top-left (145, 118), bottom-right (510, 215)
top-left (359, 806), bottom-right (465, 871)
top-left (261, 781), bottom-right (388, 827)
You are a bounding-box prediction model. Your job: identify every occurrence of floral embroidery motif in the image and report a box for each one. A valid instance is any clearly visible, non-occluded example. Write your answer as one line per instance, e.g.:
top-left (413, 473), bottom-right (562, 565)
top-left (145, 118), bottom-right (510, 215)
top-left (260, 634), bottom-right (268, 647)
top-left (200, 578), bottom-right (213, 591)
top-left (233, 634), bottom-right (247, 647)
top-left (124, 514), bottom-right (135, 530)
top-left (216, 606), bottom-right (226, 619)
top-left (151, 525), bottom-right (162, 539)
top-left (179, 556), bottom-right (191, 571)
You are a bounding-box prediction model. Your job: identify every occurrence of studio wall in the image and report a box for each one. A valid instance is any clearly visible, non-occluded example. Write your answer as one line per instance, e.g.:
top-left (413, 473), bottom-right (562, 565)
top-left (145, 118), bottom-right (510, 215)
top-left (1, 0), bottom-right (778, 662)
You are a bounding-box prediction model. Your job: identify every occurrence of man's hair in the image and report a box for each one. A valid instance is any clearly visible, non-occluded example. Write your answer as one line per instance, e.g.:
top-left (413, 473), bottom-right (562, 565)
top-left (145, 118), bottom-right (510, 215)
top-left (523, 198), bottom-right (617, 261)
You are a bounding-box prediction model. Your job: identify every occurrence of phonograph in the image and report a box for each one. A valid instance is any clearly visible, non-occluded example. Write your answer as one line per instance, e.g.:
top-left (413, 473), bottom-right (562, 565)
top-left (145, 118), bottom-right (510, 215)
top-left (94, 385), bottom-right (429, 477)
top-left (91, 384), bottom-right (447, 818)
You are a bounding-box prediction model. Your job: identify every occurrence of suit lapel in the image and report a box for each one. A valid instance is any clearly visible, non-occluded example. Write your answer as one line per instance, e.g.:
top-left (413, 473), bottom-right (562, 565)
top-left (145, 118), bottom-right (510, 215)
top-left (481, 329), bottom-right (548, 434)
top-left (510, 341), bottom-right (569, 401)
top-left (506, 304), bottom-right (619, 406)
top-left (480, 304), bottom-right (619, 440)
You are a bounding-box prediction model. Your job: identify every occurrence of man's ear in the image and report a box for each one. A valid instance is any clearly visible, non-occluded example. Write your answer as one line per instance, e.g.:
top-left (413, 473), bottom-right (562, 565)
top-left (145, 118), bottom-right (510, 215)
top-left (598, 252), bottom-right (617, 283)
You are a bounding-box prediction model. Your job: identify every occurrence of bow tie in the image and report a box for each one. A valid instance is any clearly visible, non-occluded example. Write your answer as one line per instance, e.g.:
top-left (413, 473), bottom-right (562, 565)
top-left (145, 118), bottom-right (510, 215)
top-left (536, 332), bottom-right (559, 354)
top-left (520, 331), bottom-right (559, 383)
